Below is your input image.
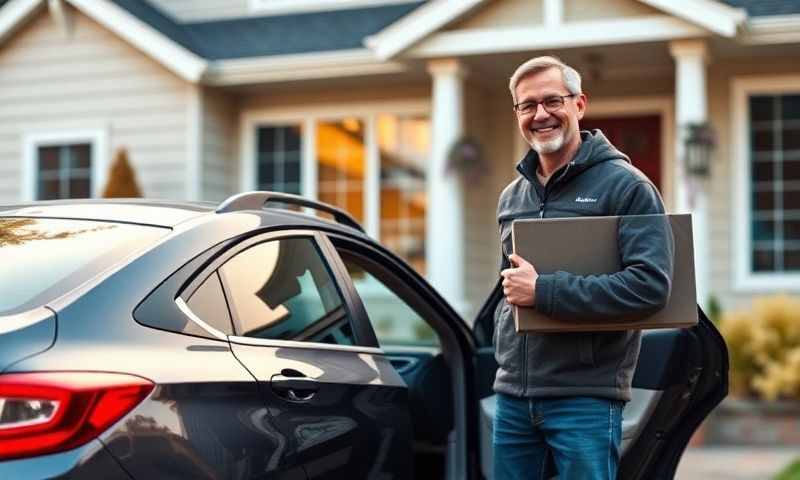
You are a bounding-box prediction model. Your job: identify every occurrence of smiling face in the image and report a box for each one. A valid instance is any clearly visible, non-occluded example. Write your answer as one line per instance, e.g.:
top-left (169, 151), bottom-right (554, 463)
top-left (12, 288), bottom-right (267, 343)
top-left (514, 67), bottom-right (587, 157)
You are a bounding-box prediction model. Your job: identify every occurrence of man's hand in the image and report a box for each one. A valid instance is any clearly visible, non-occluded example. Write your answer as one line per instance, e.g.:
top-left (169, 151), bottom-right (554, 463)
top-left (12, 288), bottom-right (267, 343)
top-left (501, 254), bottom-right (538, 306)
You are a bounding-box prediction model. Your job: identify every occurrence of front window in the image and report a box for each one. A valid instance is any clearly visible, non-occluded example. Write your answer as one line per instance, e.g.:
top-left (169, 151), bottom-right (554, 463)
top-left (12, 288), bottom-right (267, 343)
top-left (749, 94), bottom-right (800, 273)
top-left (0, 218), bottom-right (166, 315)
top-left (250, 111), bottom-right (431, 275)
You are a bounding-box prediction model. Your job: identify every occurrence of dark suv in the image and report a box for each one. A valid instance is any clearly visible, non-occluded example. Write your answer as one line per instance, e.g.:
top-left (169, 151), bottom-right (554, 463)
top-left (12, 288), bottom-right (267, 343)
top-left (0, 192), bottom-right (727, 479)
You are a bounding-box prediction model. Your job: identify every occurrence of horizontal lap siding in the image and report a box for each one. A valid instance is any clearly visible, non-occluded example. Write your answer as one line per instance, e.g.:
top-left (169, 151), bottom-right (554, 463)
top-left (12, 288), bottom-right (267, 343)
top-left (202, 88), bottom-right (238, 202)
top-left (0, 7), bottom-right (190, 202)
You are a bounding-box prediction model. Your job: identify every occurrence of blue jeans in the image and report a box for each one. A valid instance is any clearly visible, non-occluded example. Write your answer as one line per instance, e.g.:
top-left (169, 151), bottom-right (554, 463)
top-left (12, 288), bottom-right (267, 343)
top-left (493, 393), bottom-right (623, 480)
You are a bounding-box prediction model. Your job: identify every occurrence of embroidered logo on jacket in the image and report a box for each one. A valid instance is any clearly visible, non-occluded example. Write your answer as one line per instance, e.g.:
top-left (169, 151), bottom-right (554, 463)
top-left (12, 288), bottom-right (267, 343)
top-left (575, 196), bottom-right (598, 203)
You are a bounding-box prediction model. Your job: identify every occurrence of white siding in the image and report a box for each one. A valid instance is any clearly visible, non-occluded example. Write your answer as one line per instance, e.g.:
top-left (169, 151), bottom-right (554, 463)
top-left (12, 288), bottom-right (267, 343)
top-left (0, 6), bottom-right (190, 201)
top-left (447, 0), bottom-right (544, 31)
top-left (463, 86), bottom-right (514, 320)
top-left (564, 0), bottom-right (660, 21)
top-left (202, 88), bottom-right (239, 202)
top-left (147, 0), bottom-right (249, 22)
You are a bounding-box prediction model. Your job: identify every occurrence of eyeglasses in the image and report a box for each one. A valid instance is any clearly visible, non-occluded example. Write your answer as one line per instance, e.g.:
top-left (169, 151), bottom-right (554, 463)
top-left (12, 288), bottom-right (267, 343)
top-left (513, 94), bottom-right (578, 115)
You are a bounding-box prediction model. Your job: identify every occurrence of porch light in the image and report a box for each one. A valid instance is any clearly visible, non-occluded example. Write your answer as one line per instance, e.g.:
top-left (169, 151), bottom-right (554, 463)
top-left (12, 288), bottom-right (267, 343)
top-left (684, 122), bottom-right (716, 177)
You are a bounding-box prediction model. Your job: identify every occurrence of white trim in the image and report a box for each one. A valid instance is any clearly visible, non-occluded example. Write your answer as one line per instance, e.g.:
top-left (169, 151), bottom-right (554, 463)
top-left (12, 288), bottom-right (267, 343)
top-left (584, 96), bottom-right (675, 211)
top-left (204, 49), bottom-right (407, 86)
top-left (0, 0), bottom-right (44, 45)
top-left (639, 0), bottom-right (746, 37)
top-left (543, 0), bottom-right (562, 27)
top-left (364, 0), bottom-right (487, 60)
top-left (408, 16), bottom-right (708, 58)
top-left (186, 85), bottom-right (203, 200)
top-left (248, 0), bottom-right (418, 16)
top-left (66, 0), bottom-right (207, 82)
top-left (21, 127), bottom-right (109, 201)
top-left (731, 75), bottom-right (800, 292)
top-left (741, 15), bottom-right (800, 45)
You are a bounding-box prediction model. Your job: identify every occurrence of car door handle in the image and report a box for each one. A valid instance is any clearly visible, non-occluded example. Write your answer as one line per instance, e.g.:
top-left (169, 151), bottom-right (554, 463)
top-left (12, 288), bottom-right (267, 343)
top-left (270, 375), bottom-right (319, 402)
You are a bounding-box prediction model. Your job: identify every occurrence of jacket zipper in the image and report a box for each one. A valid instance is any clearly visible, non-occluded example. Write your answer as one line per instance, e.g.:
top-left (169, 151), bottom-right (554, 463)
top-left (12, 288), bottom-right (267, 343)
top-left (521, 161), bottom-right (573, 394)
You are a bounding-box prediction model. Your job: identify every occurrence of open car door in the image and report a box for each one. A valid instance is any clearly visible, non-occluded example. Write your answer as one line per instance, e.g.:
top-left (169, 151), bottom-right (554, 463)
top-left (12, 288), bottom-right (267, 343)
top-left (472, 281), bottom-right (729, 479)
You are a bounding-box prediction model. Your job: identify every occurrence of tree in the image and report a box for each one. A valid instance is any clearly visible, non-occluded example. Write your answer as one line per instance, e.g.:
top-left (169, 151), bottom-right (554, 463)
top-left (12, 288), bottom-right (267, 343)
top-left (102, 147), bottom-right (142, 198)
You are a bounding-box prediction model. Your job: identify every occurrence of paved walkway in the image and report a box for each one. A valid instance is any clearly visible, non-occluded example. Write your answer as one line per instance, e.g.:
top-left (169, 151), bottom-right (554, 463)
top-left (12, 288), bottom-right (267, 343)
top-left (676, 447), bottom-right (798, 479)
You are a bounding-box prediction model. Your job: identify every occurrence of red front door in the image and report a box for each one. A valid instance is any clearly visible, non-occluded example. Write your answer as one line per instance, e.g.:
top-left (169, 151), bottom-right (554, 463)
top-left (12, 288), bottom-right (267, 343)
top-left (580, 115), bottom-right (662, 190)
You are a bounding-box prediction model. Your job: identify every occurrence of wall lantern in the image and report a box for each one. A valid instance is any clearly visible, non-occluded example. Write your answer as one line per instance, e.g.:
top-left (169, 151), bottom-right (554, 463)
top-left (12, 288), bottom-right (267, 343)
top-left (684, 122), bottom-right (716, 177)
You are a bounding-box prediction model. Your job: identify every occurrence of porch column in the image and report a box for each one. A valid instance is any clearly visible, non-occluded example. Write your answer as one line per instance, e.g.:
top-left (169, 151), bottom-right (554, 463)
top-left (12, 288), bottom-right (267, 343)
top-left (670, 39), bottom-right (710, 308)
top-left (427, 58), bottom-right (467, 314)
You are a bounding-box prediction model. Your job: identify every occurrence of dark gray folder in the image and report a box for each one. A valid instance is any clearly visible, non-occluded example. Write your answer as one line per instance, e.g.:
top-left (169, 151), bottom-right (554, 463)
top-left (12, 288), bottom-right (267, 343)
top-left (511, 214), bottom-right (697, 332)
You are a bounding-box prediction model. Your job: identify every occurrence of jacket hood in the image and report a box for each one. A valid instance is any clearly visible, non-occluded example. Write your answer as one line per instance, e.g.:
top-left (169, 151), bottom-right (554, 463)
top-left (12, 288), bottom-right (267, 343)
top-left (516, 129), bottom-right (630, 184)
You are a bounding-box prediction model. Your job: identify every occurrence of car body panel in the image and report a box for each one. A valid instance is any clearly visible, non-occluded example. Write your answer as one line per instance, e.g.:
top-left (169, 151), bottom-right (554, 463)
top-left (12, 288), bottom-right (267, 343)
top-left (0, 306), bottom-right (55, 372)
top-left (230, 339), bottom-right (412, 479)
top-left (0, 439), bottom-right (131, 480)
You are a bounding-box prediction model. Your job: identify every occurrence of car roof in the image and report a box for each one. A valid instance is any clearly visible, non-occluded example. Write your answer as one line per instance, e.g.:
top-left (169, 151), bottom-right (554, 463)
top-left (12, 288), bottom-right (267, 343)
top-left (0, 196), bottom-right (370, 236)
top-left (0, 199), bottom-right (216, 227)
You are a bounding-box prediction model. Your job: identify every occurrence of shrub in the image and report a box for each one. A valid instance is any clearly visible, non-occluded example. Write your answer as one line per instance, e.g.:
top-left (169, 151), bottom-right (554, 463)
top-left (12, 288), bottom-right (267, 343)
top-left (720, 295), bottom-right (800, 400)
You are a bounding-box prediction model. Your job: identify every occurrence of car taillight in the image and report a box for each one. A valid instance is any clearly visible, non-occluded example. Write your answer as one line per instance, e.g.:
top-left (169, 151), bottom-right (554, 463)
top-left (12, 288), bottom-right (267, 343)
top-left (0, 372), bottom-right (154, 461)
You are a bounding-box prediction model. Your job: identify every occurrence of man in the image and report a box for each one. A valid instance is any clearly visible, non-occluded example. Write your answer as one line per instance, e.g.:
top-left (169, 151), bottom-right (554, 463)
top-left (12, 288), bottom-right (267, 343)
top-left (493, 56), bottom-right (674, 479)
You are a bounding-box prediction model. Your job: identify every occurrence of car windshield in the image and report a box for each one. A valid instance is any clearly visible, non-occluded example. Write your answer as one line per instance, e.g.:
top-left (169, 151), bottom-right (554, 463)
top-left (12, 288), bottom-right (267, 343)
top-left (0, 217), bottom-right (167, 315)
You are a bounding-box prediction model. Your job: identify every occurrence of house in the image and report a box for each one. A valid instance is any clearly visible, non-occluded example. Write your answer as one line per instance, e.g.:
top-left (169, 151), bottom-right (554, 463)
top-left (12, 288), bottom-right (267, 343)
top-left (1, 0), bottom-right (798, 319)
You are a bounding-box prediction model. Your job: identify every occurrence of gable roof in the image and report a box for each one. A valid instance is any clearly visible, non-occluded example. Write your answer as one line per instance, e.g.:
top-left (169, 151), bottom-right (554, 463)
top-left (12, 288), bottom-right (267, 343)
top-left (0, 0), bottom-right (423, 82)
top-left (368, 0), bottom-right (750, 59)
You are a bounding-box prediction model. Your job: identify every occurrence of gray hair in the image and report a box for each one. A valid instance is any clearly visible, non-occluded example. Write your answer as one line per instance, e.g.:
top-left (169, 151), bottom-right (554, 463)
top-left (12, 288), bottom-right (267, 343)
top-left (509, 56), bottom-right (582, 103)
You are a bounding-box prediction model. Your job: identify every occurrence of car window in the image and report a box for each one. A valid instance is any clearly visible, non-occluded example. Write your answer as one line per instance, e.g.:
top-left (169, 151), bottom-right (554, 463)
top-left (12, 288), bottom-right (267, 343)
top-left (0, 217), bottom-right (167, 316)
top-left (339, 251), bottom-right (439, 348)
top-left (219, 237), bottom-right (355, 345)
top-left (185, 271), bottom-right (234, 336)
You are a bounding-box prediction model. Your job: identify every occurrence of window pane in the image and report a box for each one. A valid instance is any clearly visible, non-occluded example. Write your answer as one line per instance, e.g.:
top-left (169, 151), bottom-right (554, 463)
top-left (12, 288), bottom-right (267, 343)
top-left (220, 237), bottom-right (354, 345)
top-left (785, 220), bottom-right (800, 241)
top-left (752, 129), bottom-right (774, 152)
top-left (785, 190), bottom-right (800, 211)
top-left (783, 127), bottom-right (800, 151)
top-left (70, 144), bottom-right (91, 169)
top-left (340, 252), bottom-right (438, 348)
top-left (752, 190), bottom-right (775, 211)
top-left (785, 249), bottom-right (800, 271)
top-left (753, 249), bottom-right (774, 272)
top-left (785, 161), bottom-right (800, 181)
top-left (38, 147), bottom-right (60, 171)
top-left (750, 96), bottom-right (774, 122)
top-left (317, 119), bottom-right (365, 223)
top-left (36, 143), bottom-right (92, 200)
top-left (186, 272), bottom-right (233, 336)
top-left (782, 95), bottom-right (800, 121)
top-left (752, 220), bottom-right (775, 241)
top-left (69, 178), bottom-right (91, 199)
top-left (38, 179), bottom-right (60, 200)
top-left (752, 161), bottom-right (773, 182)
top-left (377, 114), bottom-right (429, 275)
top-left (256, 125), bottom-right (302, 194)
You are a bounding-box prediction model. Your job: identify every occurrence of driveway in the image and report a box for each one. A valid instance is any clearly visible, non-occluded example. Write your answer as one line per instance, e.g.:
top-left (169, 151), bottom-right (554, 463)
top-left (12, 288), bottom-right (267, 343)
top-left (676, 446), bottom-right (798, 479)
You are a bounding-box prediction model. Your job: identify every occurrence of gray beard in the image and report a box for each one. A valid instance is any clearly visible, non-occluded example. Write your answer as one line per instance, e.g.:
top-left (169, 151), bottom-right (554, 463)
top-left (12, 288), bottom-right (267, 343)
top-left (530, 133), bottom-right (564, 154)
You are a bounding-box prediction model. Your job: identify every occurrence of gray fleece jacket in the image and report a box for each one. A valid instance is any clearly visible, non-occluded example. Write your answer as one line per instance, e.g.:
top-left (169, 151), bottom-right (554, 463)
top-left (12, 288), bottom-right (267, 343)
top-left (493, 130), bottom-right (674, 402)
